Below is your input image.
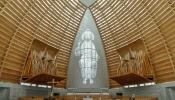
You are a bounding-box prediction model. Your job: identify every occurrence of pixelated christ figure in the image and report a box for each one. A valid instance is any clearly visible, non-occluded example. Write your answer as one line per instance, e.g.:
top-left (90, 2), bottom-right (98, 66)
top-left (75, 29), bottom-right (100, 84)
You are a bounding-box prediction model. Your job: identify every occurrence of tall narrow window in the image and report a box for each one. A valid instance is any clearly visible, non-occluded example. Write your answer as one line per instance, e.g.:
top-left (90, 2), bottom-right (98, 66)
top-left (74, 29), bottom-right (100, 84)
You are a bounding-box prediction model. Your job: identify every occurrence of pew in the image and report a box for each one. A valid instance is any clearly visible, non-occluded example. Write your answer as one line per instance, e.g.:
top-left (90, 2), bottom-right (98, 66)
top-left (19, 95), bottom-right (158, 100)
top-left (64, 95), bottom-right (86, 100)
top-left (63, 95), bottom-right (158, 100)
top-left (115, 96), bottom-right (158, 100)
top-left (18, 96), bottom-right (60, 100)
top-left (89, 95), bottom-right (112, 100)
top-left (64, 95), bottom-right (112, 100)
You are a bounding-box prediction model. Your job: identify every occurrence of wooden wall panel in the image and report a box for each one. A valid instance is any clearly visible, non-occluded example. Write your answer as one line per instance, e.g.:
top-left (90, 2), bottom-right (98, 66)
top-left (90, 0), bottom-right (122, 88)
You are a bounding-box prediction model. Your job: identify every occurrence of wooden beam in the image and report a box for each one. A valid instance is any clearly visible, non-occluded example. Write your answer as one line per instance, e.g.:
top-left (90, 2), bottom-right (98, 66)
top-left (139, 0), bottom-right (175, 82)
top-left (0, 0), bottom-right (37, 80)
top-left (20, 0), bottom-right (58, 83)
top-left (0, 0), bottom-right (12, 15)
top-left (119, 0), bottom-right (157, 83)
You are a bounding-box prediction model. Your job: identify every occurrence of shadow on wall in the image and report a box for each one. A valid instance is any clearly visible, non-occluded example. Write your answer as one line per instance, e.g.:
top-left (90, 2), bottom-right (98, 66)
top-left (26, 89), bottom-right (50, 97)
top-left (166, 87), bottom-right (175, 100)
top-left (0, 87), bottom-right (10, 100)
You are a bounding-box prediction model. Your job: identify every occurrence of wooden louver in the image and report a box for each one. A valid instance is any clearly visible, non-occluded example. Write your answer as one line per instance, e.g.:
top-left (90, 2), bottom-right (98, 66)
top-left (90, 0), bottom-right (175, 87)
top-left (0, 0), bottom-right (87, 88)
top-left (0, 0), bottom-right (175, 88)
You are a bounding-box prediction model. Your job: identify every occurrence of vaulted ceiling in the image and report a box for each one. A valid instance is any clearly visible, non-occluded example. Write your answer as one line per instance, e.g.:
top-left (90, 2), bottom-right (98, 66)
top-left (0, 0), bottom-right (175, 88)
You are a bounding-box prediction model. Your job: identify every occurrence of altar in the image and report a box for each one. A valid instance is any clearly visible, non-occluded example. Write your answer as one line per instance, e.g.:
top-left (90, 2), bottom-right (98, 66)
top-left (83, 98), bottom-right (93, 100)
top-left (64, 93), bottom-right (112, 100)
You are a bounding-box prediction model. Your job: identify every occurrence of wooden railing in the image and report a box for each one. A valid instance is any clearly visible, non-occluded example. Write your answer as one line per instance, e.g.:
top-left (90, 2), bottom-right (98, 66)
top-left (116, 51), bottom-right (153, 78)
top-left (22, 50), bottom-right (59, 78)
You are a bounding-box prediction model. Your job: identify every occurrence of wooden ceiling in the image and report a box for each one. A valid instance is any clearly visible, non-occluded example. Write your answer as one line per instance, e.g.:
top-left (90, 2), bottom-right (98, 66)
top-left (90, 0), bottom-right (175, 87)
top-left (0, 0), bottom-right (175, 88)
top-left (0, 0), bottom-right (86, 88)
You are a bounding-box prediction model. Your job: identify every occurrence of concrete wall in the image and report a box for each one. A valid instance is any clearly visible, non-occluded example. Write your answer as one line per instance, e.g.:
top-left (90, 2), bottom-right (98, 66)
top-left (0, 87), bottom-right (10, 100)
top-left (0, 82), bottom-right (67, 100)
top-left (0, 81), bottom-right (175, 100)
top-left (109, 81), bottom-right (175, 100)
top-left (67, 8), bottom-right (109, 89)
top-left (166, 87), bottom-right (175, 100)
top-left (79, 0), bottom-right (96, 7)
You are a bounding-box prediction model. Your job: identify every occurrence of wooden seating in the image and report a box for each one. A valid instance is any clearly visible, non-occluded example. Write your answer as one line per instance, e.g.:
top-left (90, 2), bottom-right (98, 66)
top-left (135, 97), bottom-right (158, 100)
top-left (115, 96), bottom-right (158, 100)
top-left (18, 96), bottom-right (60, 100)
top-left (64, 95), bottom-right (86, 100)
top-left (90, 95), bottom-right (112, 100)
top-left (64, 95), bottom-right (112, 100)
top-left (64, 95), bottom-right (158, 100)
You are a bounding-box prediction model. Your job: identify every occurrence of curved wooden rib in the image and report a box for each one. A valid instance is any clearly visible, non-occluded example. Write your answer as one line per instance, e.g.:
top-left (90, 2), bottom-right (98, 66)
top-left (90, 0), bottom-right (175, 87)
top-left (0, 0), bottom-right (86, 86)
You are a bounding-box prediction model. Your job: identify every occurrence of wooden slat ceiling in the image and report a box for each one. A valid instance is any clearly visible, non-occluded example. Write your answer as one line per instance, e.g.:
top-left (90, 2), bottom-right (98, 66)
top-left (0, 0), bottom-right (86, 88)
top-left (0, 0), bottom-right (175, 88)
top-left (90, 0), bottom-right (175, 88)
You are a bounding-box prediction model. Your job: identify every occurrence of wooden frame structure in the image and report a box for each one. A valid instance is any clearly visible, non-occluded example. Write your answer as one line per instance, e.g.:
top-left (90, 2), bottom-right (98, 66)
top-left (90, 0), bottom-right (175, 88)
top-left (0, 0), bottom-right (86, 88)
top-left (0, 0), bottom-right (175, 88)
